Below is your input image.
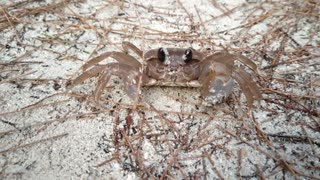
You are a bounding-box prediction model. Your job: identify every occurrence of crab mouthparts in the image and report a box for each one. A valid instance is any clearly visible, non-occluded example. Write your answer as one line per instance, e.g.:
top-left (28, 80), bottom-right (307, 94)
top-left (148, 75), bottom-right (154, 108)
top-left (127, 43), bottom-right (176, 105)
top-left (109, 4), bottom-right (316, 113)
top-left (166, 68), bottom-right (182, 82)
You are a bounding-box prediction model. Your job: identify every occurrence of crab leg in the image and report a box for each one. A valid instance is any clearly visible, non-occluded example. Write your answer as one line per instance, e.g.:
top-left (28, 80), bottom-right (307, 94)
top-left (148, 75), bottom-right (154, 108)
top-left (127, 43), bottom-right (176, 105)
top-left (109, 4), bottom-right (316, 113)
top-left (82, 52), bottom-right (142, 71)
top-left (235, 54), bottom-right (257, 72)
top-left (91, 63), bottom-right (142, 104)
top-left (70, 65), bottom-right (108, 88)
top-left (203, 53), bottom-right (235, 68)
top-left (94, 71), bottom-right (111, 103)
top-left (122, 41), bottom-right (143, 58)
top-left (204, 53), bottom-right (257, 71)
top-left (233, 68), bottom-right (262, 107)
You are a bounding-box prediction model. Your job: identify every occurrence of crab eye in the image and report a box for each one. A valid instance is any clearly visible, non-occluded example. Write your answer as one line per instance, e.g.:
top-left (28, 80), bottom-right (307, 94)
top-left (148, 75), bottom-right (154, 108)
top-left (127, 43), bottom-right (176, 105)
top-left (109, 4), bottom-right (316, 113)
top-left (158, 48), bottom-right (166, 62)
top-left (184, 48), bottom-right (193, 63)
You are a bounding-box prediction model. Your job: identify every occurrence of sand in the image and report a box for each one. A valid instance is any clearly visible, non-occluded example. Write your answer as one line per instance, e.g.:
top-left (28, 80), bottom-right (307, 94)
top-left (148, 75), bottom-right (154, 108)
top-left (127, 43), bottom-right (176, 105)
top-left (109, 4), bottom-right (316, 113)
top-left (0, 0), bottom-right (319, 179)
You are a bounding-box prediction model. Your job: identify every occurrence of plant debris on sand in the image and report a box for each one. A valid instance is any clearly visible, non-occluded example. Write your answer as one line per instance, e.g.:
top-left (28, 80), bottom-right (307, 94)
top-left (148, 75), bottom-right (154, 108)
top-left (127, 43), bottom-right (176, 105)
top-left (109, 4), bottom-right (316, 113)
top-left (0, 0), bottom-right (319, 179)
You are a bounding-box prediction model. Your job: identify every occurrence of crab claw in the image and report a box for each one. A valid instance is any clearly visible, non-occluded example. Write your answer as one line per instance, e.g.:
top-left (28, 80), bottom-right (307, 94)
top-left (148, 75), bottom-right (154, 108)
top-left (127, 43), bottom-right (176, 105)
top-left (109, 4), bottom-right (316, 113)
top-left (199, 61), bottom-right (233, 105)
top-left (197, 51), bottom-right (262, 107)
top-left (202, 77), bottom-right (234, 105)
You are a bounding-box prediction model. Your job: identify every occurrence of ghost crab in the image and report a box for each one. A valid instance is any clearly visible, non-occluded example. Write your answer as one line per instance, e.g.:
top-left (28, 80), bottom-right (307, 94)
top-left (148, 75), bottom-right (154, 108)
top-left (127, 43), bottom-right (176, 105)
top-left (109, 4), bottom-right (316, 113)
top-left (70, 42), bottom-right (262, 107)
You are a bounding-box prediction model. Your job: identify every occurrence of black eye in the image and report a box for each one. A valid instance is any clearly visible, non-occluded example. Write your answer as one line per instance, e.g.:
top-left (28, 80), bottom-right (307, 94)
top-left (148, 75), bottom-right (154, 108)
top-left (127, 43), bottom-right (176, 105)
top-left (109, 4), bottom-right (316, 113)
top-left (158, 48), bottom-right (166, 62)
top-left (184, 48), bottom-right (193, 63)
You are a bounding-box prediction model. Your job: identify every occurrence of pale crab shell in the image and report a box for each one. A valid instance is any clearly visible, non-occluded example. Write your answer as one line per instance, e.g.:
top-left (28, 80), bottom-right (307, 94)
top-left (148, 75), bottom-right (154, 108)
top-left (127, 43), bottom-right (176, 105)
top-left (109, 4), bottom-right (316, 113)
top-left (70, 42), bottom-right (262, 107)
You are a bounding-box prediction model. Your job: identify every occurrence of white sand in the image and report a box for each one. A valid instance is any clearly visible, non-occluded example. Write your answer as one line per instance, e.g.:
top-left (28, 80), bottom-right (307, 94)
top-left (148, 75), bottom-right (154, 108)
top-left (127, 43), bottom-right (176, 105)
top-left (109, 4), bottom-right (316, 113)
top-left (0, 0), bottom-right (319, 179)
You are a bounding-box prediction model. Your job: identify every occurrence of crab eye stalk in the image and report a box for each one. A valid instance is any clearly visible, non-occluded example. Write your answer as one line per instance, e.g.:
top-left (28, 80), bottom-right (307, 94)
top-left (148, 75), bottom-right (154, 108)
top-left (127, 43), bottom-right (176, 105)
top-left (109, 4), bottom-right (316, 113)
top-left (184, 48), bottom-right (193, 63)
top-left (158, 48), bottom-right (166, 62)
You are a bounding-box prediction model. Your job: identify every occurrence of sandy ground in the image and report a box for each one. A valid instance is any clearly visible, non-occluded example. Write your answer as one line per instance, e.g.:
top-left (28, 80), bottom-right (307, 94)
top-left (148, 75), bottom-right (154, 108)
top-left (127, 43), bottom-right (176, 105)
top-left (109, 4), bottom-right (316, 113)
top-left (0, 0), bottom-right (319, 179)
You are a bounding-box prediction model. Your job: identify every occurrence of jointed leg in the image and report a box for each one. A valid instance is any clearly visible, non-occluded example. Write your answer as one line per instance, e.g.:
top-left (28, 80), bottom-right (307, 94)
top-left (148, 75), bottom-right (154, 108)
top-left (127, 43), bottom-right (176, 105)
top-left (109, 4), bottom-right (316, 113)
top-left (71, 65), bottom-right (108, 87)
top-left (122, 41), bottom-right (143, 58)
top-left (90, 63), bottom-right (142, 105)
top-left (94, 72), bottom-right (111, 103)
top-left (203, 53), bottom-right (257, 72)
top-left (233, 68), bottom-right (262, 107)
top-left (83, 52), bottom-right (142, 71)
